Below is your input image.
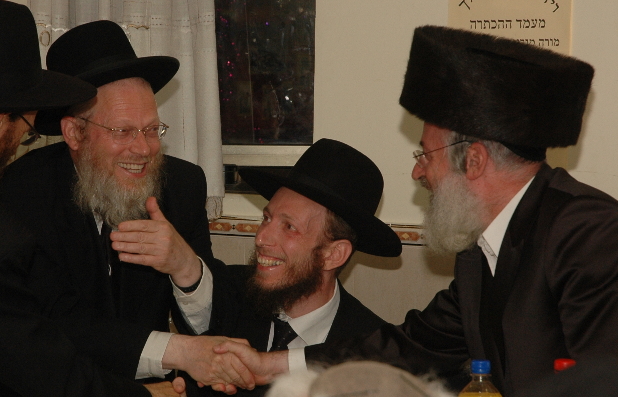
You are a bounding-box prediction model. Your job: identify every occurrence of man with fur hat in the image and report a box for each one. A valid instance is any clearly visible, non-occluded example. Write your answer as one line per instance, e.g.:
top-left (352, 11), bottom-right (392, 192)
top-left (181, 138), bottom-right (401, 396)
top-left (0, 2), bottom-right (188, 396)
top-left (0, 20), bottom-right (254, 391)
top-left (212, 26), bottom-right (618, 396)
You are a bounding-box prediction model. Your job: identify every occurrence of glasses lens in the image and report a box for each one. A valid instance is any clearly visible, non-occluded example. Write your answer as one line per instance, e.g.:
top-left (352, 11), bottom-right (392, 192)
top-left (112, 129), bottom-right (135, 145)
top-left (412, 150), bottom-right (427, 167)
top-left (143, 125), bottom-right (166, 140)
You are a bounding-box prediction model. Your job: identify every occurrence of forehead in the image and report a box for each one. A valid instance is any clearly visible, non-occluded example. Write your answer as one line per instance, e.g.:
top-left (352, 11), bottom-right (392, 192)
top-left (420, 123), bottom-right (450, 149)
top-left (267, 187), bottom-right (327, 225)
top-left (93, 79), bottom-right (158, 121)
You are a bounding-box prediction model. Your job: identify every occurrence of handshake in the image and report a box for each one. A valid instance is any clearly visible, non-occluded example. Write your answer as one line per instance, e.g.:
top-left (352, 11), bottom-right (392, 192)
top-left (163, 335), bottom-right (290, 395)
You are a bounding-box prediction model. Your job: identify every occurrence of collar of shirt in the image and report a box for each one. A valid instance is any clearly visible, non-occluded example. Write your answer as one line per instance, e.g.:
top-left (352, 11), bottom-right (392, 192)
top-left (478, 177), bottom-right (534, 276)
top-left (272, 281), bottom-right (341, 349)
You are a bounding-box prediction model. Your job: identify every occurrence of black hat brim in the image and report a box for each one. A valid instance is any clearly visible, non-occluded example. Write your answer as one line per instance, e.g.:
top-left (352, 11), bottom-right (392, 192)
top-left (0, 69), bottom-right (96, 113)
top-left (239, 168), bottom-right (402, 258)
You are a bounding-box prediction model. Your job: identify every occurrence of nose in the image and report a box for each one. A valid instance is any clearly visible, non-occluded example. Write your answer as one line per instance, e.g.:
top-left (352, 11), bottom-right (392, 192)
top-left (411, 162), bottom-right (424, 180)
top-left (129, 130), bottom-right (154, 157)
top-left (255, 221), bottom-right (273, 248)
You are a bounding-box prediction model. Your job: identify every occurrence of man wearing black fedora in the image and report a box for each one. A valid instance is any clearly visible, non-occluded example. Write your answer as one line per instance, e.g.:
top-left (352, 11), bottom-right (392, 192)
top-left (212, 26), bottom-right (618, 396)
top-left (0, 19), bottom-right (252, 391)
top-left (0, 2), bottom-right (188, 396)
top-left (179, 138), bottom-right (401, 396)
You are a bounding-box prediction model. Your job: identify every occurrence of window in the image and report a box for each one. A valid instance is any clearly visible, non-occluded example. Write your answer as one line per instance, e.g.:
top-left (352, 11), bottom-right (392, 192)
top-left (215, 0), bottom-right (315, 166)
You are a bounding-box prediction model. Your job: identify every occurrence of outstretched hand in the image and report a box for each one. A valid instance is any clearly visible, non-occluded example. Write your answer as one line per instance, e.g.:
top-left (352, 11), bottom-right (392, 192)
top-left (111, 196), bottom-right (202, 287)
top-left (207, 339), bottom-right (290, 393)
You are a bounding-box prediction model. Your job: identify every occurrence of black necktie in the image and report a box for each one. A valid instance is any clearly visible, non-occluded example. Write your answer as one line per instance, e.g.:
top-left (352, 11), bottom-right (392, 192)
top-left (269, 317), bottom-right (298, 352)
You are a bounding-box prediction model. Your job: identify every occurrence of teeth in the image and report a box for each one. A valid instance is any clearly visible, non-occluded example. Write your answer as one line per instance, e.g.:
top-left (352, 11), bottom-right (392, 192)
top-left (257, 255), bottom-right (284, 267)
top-left (118, 162), bottom-right (145, 174)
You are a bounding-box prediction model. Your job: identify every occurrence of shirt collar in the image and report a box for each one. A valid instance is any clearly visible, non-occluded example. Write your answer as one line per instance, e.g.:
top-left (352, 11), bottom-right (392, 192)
top-left (479, 177), bottom-right (534, 275)
top-left (278, 281), bottom-right (340, 346)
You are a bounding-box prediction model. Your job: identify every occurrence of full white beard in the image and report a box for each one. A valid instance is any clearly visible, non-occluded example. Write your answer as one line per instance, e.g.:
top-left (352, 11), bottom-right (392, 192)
top-left (422, 172), bottom-right (486, 255)
top-left (73, 142), bottom-right (164, 228)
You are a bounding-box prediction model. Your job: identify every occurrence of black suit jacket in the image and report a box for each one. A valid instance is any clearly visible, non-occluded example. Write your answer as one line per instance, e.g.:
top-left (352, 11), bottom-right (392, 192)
top-left (0, 142), bottom-right (218, 379)
top-left (308, 164), bottom-right (618, 396)
top-left (0, 207), bottom-right (150, 397)
top-left (188, 265), bottom-right (386, 397)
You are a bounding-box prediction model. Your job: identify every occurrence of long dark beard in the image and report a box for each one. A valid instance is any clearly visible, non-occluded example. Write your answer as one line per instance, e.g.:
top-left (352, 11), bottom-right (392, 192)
top-left (422, 172), bottom-right (486, 255)
top-left (245, 247), bottom-right (324, 318)
top-left (73, 140), bottom-right (164, 228)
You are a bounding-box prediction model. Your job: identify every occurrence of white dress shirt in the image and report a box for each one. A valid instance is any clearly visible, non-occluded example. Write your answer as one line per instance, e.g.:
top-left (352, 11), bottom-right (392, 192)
top-left (478, 177), bottom-right (534, 275)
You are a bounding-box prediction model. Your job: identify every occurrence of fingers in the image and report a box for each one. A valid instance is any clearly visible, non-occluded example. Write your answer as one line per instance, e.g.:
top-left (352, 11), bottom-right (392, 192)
top-left (212, 352), bottom-right (255, 390)
top-left (227, 354), bottom-right (256, 390)
top-left (229, 337), bottom-right (251, 347)
top-left (225, 384), bottom-right (239, 395)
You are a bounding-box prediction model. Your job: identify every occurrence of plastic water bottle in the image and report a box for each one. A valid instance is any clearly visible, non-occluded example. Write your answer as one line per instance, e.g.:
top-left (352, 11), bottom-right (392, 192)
top-left (458, 360), bottom-right (503, 397)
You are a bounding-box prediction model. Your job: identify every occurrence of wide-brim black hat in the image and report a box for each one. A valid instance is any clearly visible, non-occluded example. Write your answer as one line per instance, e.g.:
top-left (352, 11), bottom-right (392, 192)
top-left (35, 20), bottom-right (179, 135)
top-left (400, 25), bottom-right (594, 159)
top-left (239, 139), bottom-right (402, 257)
top-left (0, 1), bottom-right (96, 113)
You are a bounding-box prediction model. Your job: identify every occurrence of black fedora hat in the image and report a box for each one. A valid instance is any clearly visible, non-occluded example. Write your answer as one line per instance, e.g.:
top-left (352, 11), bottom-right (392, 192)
top-left (35, 20), bottom-right (180, 135)
top-left (0, 1), bottom-right (96, 113)
top-left (239, 139), bottom-right (402, 257)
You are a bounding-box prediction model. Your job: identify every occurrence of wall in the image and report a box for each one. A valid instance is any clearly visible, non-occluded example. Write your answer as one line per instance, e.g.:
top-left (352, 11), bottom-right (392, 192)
top-left (215, 1), bottom-right (618, 321)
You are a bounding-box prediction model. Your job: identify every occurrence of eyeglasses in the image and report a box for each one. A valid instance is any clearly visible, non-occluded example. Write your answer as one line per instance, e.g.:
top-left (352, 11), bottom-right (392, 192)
top-left (17, 114), bottom-right (41, 146)
top-left (77, 117), bottom-right (168, 145)
top-left (412, 140), bottom-right (469, 168)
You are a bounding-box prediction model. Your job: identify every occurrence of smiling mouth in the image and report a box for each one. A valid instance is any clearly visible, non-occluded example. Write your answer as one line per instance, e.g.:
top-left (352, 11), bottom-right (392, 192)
top-left (257, 254), bottom-right (284, 267)
top-left (118, 162), bottom-right (146, 174)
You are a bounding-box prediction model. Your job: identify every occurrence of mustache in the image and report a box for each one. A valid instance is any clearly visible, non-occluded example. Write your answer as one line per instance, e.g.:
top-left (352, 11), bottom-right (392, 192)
top-left (419, 176), bottom-right (431, 190)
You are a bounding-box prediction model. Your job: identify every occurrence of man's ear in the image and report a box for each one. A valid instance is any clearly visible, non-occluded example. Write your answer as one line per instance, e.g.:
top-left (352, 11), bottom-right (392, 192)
top-left (465, 142), bottom-right (489, 180)
top-left (322, 239), bottom-right (353, 272)
top-left (61, 116), bottom-right (83, 151)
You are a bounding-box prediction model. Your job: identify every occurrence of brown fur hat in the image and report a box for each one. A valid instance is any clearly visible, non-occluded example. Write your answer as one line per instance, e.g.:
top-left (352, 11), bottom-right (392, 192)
top-left (400, 25), bottom-right (594, 154)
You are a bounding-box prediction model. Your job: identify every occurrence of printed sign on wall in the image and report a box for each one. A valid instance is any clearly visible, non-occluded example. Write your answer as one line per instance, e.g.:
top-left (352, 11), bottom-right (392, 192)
top-left (448, 0), bottom-right (572, 55)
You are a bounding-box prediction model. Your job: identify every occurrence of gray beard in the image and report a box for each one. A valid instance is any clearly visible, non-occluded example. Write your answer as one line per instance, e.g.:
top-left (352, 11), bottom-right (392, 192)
top-left (422, 172), bottom-right (486, 255)
top-left (73, 143), bottom-right (164, 228)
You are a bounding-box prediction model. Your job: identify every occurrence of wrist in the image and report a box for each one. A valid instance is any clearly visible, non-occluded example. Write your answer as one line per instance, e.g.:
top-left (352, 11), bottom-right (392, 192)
top-left (162, 334), bottom-right (189, 371)
top-left (171, 256), bottom-right (202, 290)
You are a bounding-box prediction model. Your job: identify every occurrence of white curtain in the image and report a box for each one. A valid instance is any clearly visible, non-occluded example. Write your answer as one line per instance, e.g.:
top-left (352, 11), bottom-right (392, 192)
top-left (16, 0), bottom-right (225, 220)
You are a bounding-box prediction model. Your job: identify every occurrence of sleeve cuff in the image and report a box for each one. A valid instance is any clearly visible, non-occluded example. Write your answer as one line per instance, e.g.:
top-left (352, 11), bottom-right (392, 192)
top-left (172, 258), bottom-right (213, 334)
top-left (136, 331), bottom-right (173, 379)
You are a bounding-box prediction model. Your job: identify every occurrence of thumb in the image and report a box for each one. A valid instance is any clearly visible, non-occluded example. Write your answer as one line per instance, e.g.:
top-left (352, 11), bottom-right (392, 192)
top-left (146, 196), bottom-right (167, 221)
top-left (172, 377), bottom-right (186, 394)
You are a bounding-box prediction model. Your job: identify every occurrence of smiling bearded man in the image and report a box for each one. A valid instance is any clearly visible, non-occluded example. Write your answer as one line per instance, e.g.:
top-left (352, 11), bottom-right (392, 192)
top-left (179, 138), bottom-right (402, 397)
top-left (71, 79), bottom-right (165, 228)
